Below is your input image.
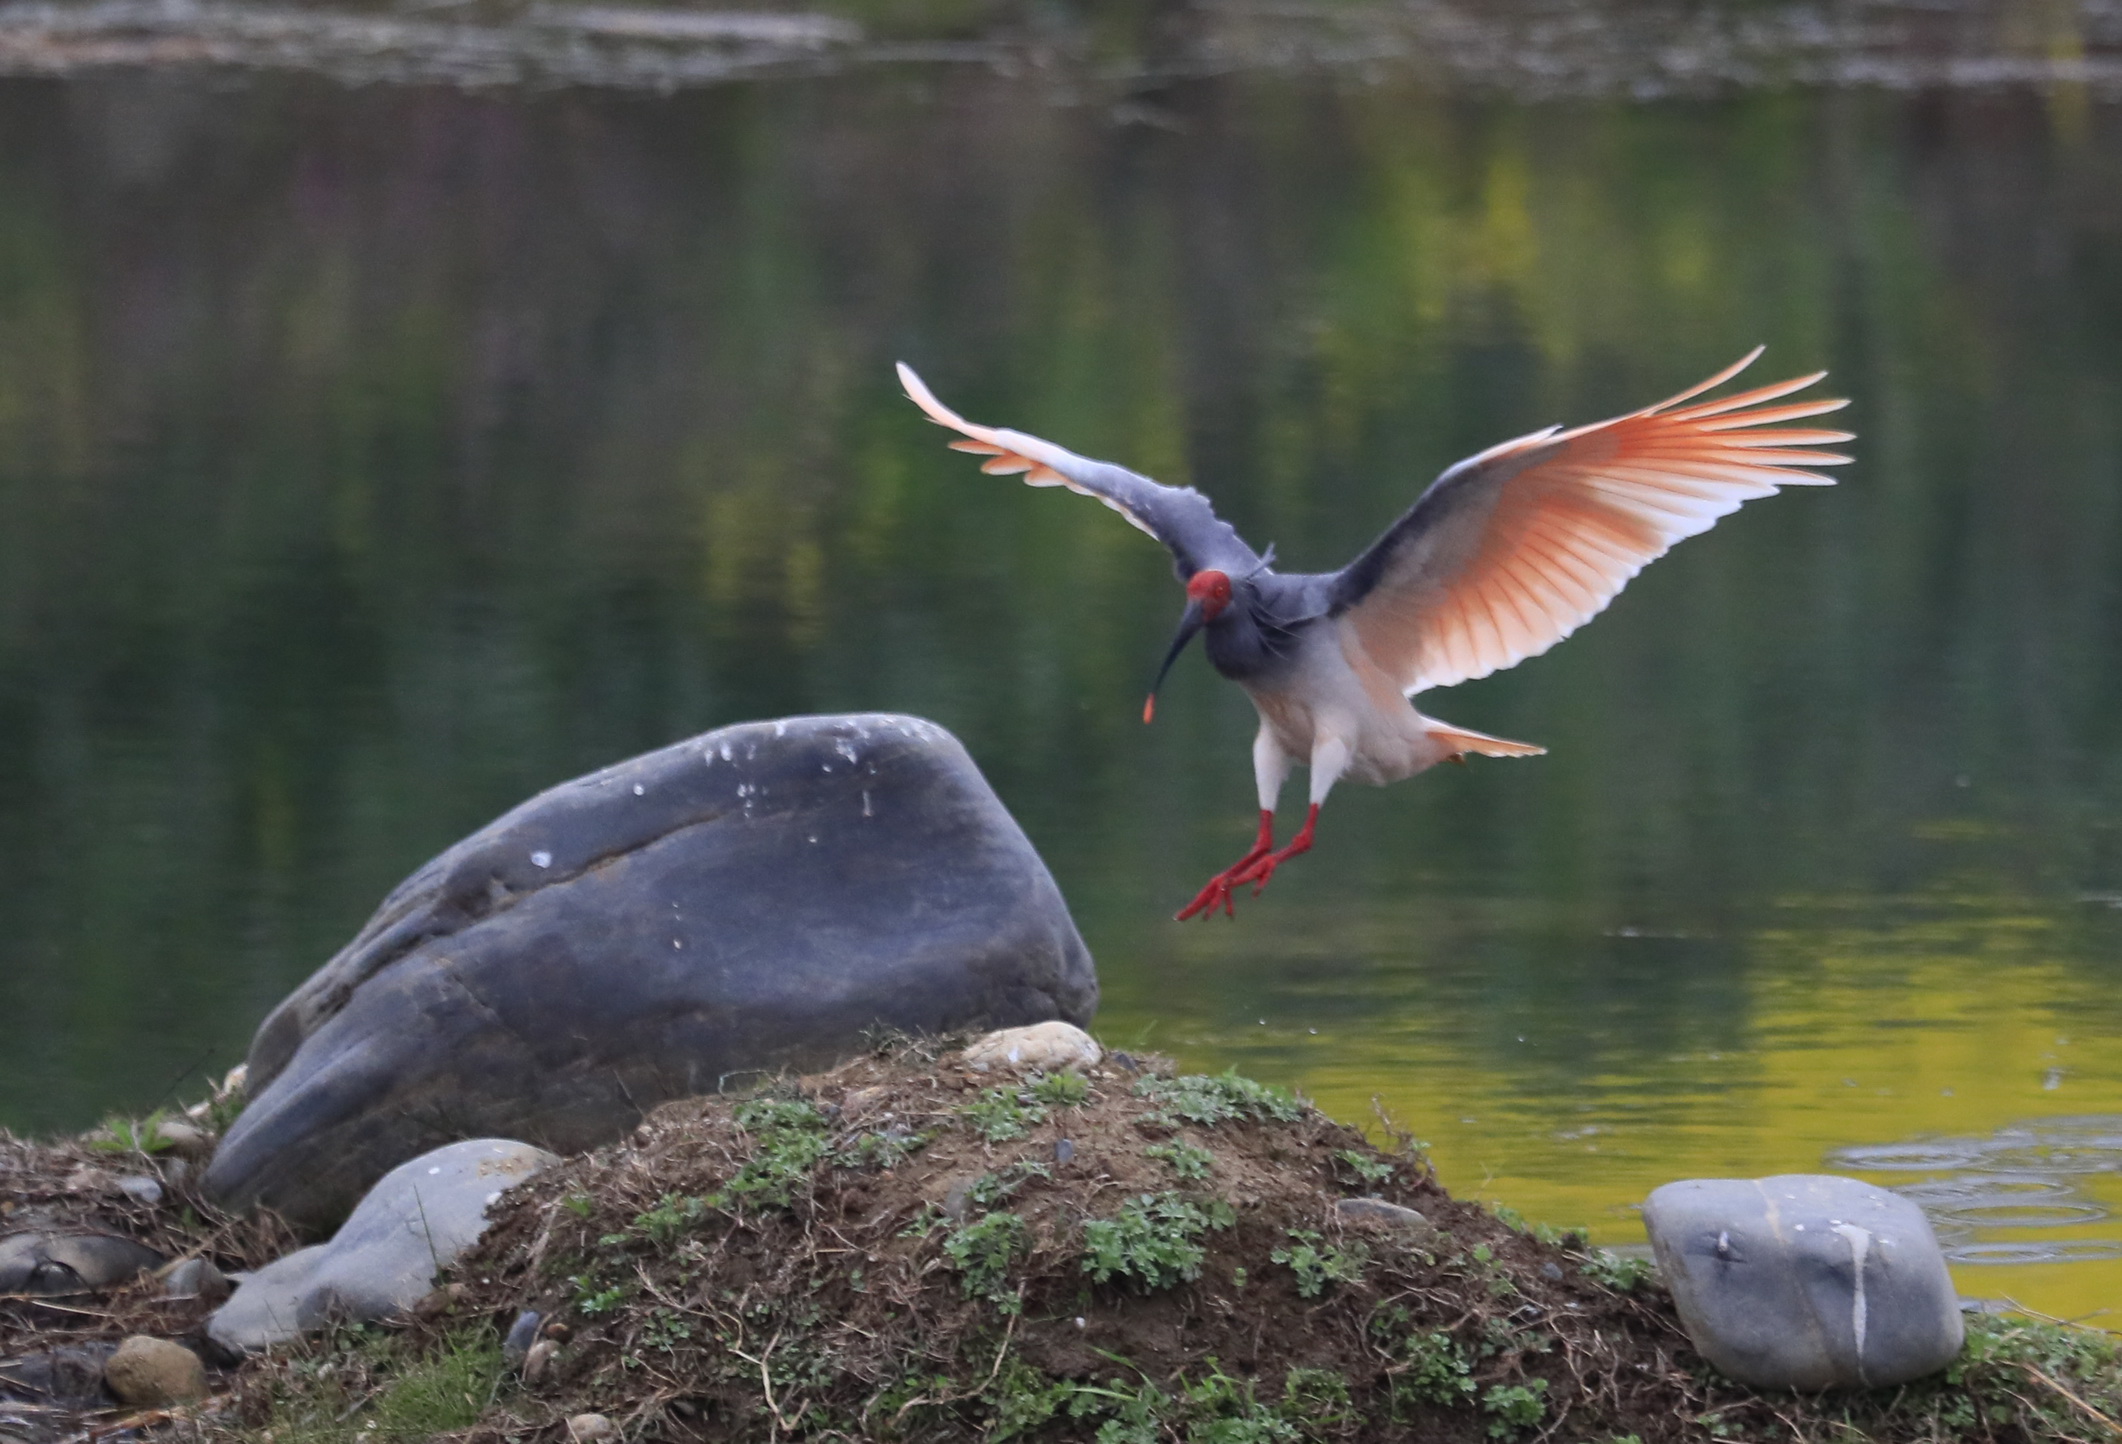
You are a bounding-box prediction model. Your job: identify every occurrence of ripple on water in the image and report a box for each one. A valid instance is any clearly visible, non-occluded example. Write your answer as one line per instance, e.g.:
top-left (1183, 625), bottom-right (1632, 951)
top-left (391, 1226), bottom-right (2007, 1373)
top-left (1828, 1116), bottom-right (2122, 1266)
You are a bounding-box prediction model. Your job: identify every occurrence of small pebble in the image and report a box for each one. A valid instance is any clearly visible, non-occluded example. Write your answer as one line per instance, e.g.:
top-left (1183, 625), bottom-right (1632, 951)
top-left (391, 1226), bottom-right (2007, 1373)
top-left (523, 1338), bottom-right (560, 1383)
top-left (568, 1412), bottom-right (617, 1442)
top-left (116, 1176), bottom-right (163, 1207)
top-left (502, 1310), bottom-right (543, 1364)
top-left (1054, 1138), bottom-right (1075, 1165)
top-left (104, 1336), bottom-right (206, 1406)
top-left (1542, 1261), bottom-right (1564, 1281)
top-left (163, 1257), bottom-right (231, 1304)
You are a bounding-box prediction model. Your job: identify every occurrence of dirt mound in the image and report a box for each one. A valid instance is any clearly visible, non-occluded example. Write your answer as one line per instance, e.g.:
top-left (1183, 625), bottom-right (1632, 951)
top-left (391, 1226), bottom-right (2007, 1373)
top-left (9, 1043), bottom-right (2122, 1444)
top-left (437, 1038), bottom-right (2052, 1444)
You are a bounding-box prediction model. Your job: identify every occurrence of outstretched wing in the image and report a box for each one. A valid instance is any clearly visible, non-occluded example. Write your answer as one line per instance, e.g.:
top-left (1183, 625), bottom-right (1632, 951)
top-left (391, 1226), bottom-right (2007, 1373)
top-left (1330, 349), bottom-right (1851, 695)
top-left (898, 363), bottom-right (1262, 579)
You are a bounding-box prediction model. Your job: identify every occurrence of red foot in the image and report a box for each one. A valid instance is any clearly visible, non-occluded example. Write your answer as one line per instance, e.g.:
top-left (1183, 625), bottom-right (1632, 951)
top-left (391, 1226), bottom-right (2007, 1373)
top-left (1230, 803), bottom-right (1319, 896)
top-left (1175, 810), bottom-right (1277, 921)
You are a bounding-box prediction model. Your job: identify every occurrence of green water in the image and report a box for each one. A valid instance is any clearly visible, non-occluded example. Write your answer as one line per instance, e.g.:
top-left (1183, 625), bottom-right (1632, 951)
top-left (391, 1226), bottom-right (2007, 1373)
top-left (1, 72), bottom-right (2119, 1316)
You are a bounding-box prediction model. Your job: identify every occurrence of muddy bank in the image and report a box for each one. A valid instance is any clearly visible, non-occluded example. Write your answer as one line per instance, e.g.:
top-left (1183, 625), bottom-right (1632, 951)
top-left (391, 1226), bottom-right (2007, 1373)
top-left (0, 0), bottom-right (2117, 96)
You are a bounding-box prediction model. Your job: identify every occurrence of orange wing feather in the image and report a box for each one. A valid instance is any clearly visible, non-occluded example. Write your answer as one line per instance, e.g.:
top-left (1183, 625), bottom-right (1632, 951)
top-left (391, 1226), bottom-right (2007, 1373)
top-left (1343, 350), bottom-right (1850, 696)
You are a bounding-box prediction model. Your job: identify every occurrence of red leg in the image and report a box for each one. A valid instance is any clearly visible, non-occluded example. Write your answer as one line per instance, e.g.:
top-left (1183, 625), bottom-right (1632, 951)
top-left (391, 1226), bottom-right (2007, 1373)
top-left (1230, 802), bottom-right (1319, 895)
top-left (1175, 810), bottom-right (1277, 921)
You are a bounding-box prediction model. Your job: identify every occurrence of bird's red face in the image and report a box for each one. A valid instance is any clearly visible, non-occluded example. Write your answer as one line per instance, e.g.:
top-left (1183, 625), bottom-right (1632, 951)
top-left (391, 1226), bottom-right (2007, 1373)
top-left (1186, 569), bottom-right (1233, 622)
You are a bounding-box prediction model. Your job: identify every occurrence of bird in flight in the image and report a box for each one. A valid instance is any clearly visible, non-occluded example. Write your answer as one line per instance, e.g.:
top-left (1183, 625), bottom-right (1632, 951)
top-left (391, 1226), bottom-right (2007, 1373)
top-left (898, 352), bottom-right (1850, 921)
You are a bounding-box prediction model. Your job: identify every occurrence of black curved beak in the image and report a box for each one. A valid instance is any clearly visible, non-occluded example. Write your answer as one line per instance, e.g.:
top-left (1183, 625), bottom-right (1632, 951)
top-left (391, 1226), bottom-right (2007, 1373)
top-left (1142, 599), bottom-right (1207, 724)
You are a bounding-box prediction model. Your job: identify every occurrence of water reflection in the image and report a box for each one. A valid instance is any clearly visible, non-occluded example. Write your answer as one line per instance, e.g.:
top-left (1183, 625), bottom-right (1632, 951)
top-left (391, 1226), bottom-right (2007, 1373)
top-left (0, 71), bottom-right (2116, 1316)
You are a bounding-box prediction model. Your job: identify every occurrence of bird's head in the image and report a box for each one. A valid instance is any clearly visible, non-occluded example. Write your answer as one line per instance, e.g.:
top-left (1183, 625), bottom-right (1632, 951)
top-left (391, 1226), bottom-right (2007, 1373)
top-left (1143, 569), bottom-right (1234, 723)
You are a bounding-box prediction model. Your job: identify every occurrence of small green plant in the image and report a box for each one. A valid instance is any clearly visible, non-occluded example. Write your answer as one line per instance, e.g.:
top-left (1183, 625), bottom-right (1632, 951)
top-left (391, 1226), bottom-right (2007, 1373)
top-left (985, 1356), bottom-right (1078, 1439)
top-left (616, 1192), bottom-right (707, 1247)
top-left (962, 1086), bottom-right (1049, 1142)
top-left (1489, 1203), bottom-right (1586, 1248)
top-left (1270, 1229), bottom-right (1369, 1298)
top-left (1081, 1191), bottom-right (1234, 1292)
top-left (1029, 1070), bottom-right (1091, 1106)
top-left (1280, 1367), bottom-right (1355, 1428)
top-left (560, 1193), bottom-right (594, 1219)
top-left (90, 1109), bottom-right (175, 1156)
top-left (835, 1126), bottom-right (929, 1170)
top-left (638, 1306), bottom-right (694, 1355)
top-left (1581, 1249), bottom-right (1656, 1292)
top-left (944, 1210), bottom-right (1030, 1310)
top-left (1134, 1070), bottom-right (1304, 1127)
top-left (709, 1095), bottom-right (832, 1210)
top-left (1481, 1380), bottom-right (1548, 1437)
top-left (1144, 1139), bottom-right (1216, 1180)
top-left (1334, 1148), bottom-right (1394, 1185)
top-left (1371, 1317), bottom-right (1476, 1406)
top-left (570, 1276), bottom-right (629, 1315)
top-left (970, 1161), bottom-right (1052, 1207)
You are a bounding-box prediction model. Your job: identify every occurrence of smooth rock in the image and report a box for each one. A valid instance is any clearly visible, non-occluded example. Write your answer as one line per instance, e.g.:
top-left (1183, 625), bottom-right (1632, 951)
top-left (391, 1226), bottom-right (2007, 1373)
top-left (162, 1257), bottom-right (232, 1304)
top-left (207, 1139), bottom-right (555, 1353)
top-left (1643, 1174), bottom-right (1963, 1390)
top-left (210, 715), bottom-right (1096, 1230)
top-left (102, 1337), bottom-right (205, 1407)
top-left (1333, 1198), bottom-right (1437, 1242)
top-left (568, 1412), bottom-right (617, 1442)
top-left (115, 1176), bottom-right (163, 1207)
top-left (0, 1232), bottom-right (163, 1294)
top-left (962, 1021), bottom-right (1101, 1074)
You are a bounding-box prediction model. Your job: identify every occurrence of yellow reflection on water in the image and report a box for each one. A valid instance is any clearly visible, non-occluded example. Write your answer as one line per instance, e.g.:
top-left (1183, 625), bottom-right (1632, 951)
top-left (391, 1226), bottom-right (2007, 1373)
top-left (1134, 896), bottom-right (2122, 1324)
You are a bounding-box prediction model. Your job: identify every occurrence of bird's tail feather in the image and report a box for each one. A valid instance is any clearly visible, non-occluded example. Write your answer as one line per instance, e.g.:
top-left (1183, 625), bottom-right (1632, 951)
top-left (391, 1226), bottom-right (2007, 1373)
top-left (1425, 720), bottom-right (1546, 759)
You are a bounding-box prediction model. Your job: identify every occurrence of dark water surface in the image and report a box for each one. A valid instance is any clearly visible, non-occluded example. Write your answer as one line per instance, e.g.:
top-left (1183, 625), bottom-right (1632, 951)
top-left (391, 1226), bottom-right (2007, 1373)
top-left (2, 70), bottom-right (2120, 1315)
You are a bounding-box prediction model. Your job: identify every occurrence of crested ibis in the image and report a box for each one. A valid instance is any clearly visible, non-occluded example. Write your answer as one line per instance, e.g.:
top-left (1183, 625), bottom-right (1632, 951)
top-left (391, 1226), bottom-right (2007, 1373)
top-left (897, 352), bottom-right (1850, 920)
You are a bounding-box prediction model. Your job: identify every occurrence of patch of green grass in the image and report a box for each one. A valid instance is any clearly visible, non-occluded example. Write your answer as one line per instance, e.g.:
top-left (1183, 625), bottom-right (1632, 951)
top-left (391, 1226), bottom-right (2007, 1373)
top-left (1134, 1070), bottom-right (1304, 1127)
top-left (1269, 1229), bottom-right (1369, 1299)
top-left (1144, 1139), bottom-right (1215, 1180)
top-left (89, 1108), bottom-right (177, 1156)
top-left (1580, 1249), bottom-right (1655, 1292)
top-left (962, 1086), bottom-right (1050, 1142)
top-left (1922, 1311), bottom-right (2122, 1438)
top-left (943, 1210), bottom-right (1029, 1311)
top-left (1280, 1367), bottom-right (1355, 1428)
top-left (245, 1328), bottom-right (505, 1444)
top-left (1081, 1191), bottom-right (1234, 1292)
top-left (1028, 1070), bottom-right (1091, 1106)
top-left (709, 1095), bottom-right (832, 1210)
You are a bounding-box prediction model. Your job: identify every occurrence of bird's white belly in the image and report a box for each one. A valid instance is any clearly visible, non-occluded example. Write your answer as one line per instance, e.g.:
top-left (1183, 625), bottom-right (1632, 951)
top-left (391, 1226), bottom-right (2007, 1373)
top-left (1238, 622), bottom-right (1453, 786)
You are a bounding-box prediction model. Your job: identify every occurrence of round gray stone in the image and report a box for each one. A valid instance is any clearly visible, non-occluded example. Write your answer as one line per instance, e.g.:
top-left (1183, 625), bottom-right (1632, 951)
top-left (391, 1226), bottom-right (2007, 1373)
top-left (1643, 1173), bottom-right (1963, 1390)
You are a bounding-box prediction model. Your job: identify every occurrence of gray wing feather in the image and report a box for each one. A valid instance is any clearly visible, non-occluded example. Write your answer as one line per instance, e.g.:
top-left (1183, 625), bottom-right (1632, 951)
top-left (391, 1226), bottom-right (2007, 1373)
top-left (897, 363), bottom-right (1261, 580)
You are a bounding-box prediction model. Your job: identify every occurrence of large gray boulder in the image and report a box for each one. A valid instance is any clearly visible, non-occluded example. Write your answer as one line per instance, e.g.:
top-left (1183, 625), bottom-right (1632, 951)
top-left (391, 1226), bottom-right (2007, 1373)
top-left (207, 714), bottom-right (1096, 1232)
top-left (1643, 1174), bottom-right (1963, 1390)
top-left (208, 1139), bottom-right (555, 1354)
